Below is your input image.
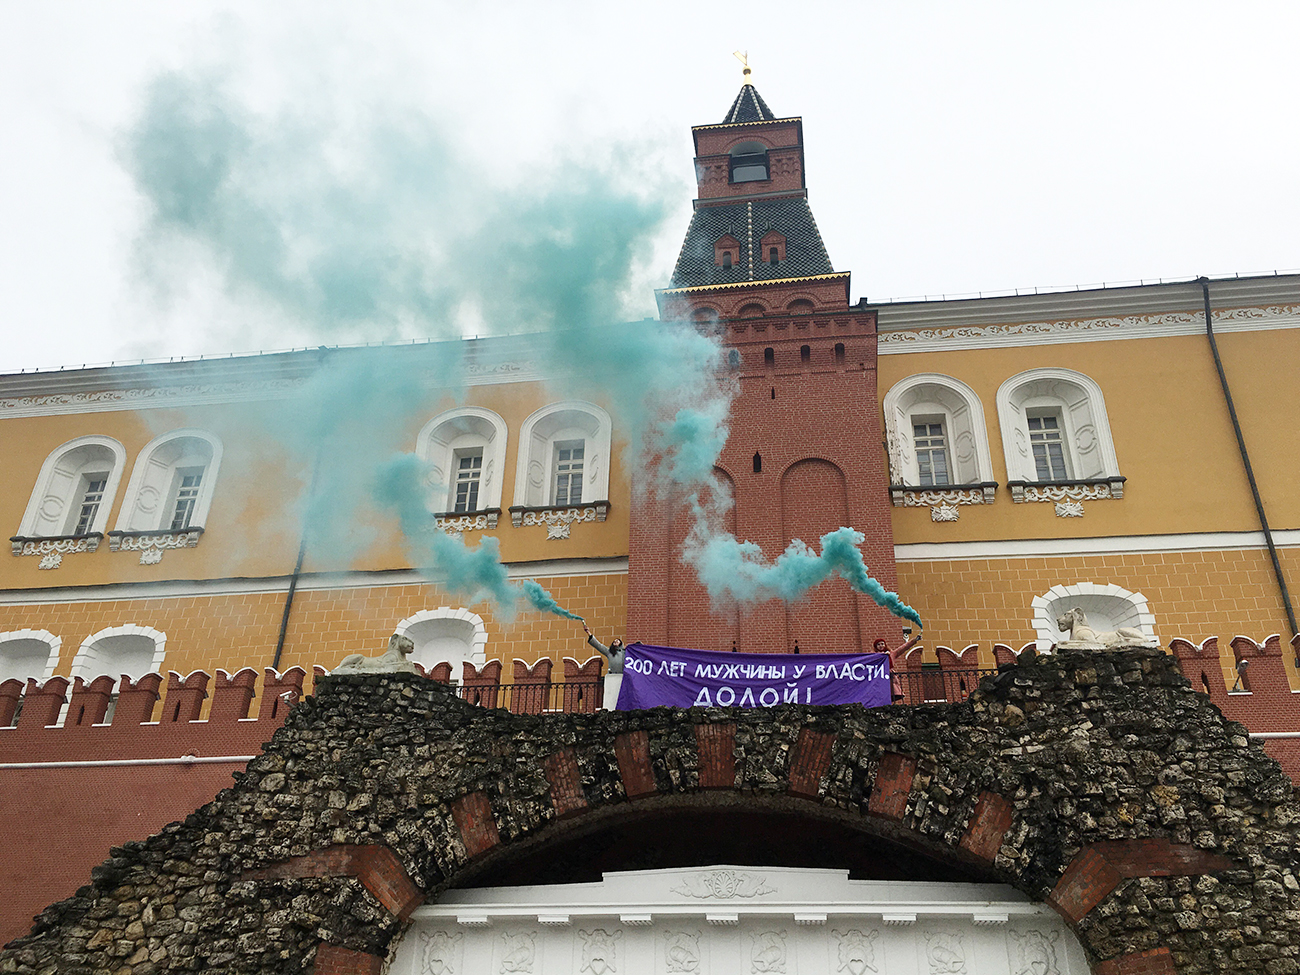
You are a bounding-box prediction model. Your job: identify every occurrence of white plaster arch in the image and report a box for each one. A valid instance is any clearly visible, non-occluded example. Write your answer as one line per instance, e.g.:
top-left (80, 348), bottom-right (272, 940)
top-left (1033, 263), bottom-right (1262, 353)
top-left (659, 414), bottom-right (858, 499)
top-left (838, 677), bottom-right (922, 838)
top-left (996, 368), bottom-right (1120, 483)
top-left (1031, 583), bottom-right (1157, 651)
top-left (17, 435), bottom-right (127, 537)
top-left (883, 374), bottom-right (994, 486)
top-left (513, 401), bottom-right (612, 508)
top-left (395, 608), bottom-right (489, 673)
top-left (0, 629), bottom-right (61, 684)
top-left (416, 407), bottom-right (509, 513)
top-left (115, 429), bottom-right (223, 532)
top-left (70, 624), bottom-right (167, 682)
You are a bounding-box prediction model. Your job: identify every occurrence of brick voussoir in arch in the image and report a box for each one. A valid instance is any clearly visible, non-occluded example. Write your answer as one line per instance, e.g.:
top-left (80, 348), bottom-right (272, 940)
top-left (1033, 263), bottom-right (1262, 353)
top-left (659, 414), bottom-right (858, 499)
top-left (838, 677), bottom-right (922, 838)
top-left (6, 649), bottom-right (1300, 975)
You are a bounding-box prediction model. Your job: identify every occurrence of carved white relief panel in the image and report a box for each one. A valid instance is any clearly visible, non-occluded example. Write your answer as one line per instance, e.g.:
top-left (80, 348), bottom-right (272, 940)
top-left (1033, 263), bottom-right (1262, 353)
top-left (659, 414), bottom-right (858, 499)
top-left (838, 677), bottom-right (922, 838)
top-left (671, 869), bottom-right (776, 899)
top-left (497, 931), bottom-right (537, 974)
top-left (663, 930), bottom-right (701, 973)
top-left (924, 932), bottom-right (968, 974)
top-left (578, 928), bottom-right (621, 974)
top-left (420, 930), bottom-right (463, 975)
top-left (750, 930), bottom-right (788, 973)
top-left (1009, 929), bottom-right (1060, 975)
top-left (832, 928), bottom-right (878, 974)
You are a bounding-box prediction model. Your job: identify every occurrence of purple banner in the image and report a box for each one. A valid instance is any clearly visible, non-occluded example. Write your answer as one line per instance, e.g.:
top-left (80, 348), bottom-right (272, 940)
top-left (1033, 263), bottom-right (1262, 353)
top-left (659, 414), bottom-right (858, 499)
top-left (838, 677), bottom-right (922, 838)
top-left (615, 644), bottom-right (891, 710)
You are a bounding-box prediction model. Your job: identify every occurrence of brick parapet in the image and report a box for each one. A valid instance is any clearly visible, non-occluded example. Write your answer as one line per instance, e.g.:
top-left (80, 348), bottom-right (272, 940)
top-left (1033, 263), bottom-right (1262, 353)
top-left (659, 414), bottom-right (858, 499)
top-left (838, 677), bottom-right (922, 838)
top-left (6, 649), bottom-right (1300, 974)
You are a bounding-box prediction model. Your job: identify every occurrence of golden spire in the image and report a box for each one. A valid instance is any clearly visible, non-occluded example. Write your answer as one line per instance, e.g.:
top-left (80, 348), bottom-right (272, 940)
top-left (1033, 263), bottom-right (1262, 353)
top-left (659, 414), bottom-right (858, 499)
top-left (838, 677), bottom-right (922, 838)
top-left (733, 50), bottom-right (753, 86)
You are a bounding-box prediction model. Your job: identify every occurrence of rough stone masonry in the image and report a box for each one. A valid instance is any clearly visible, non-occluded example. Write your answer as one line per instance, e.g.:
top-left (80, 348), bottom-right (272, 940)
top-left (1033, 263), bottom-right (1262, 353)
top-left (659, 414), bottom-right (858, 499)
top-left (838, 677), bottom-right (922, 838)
top-left (3, 647), bottom-right (1299, 975)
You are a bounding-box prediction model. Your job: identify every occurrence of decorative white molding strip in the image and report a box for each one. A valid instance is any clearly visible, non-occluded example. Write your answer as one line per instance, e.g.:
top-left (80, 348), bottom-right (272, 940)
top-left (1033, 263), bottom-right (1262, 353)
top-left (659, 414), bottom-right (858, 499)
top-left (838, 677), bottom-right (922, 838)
top-left (0, 379), bottom-right (307, 419)
top-left (878, 303), bottom-right (1300, 354)
top-left (1010, 481), bottom-right (1123, 503)
top-left (108, 530), bottom-right (203, 566)
top-left (512, 503), bottom-right (609, 538)
top-left (11, 535), bottom-right (101, 558)
top-left (895, 529), bottom-right (1300, 563)
top-left (671, 870), bottom-right (776, 899)
top-left (435, 513), bottom-right (498, 534)
top-left (0, 558), bottom-right (632, 607)
top-left (895, 486), bottom-right (996, 509)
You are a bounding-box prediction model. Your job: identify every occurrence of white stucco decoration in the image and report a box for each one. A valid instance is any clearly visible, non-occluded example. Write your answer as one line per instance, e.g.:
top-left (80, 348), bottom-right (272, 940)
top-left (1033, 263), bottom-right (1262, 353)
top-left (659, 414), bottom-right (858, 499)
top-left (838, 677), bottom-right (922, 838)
top-left (332, 634), bottom-right (418, 674)
top-left (70, 625), bottom-right (167, 683)
top-left (513, 401), bottom-right (612, 509)
top-left (883, 373), bottom-right (994, 488)
top-left (417, 407), bottom-right (509, 513)
top-left (389, 865), bottom-right (1090, 974)
top-left (0, 629), bottom-right (61, 684)
top-left (996, 368), bottom-right (1120, 484)
top-left (114, 429), bottom-right (223, 532)
top-left (1031, 583), bottom-right (1157, 651)
top-left (395, 607), bottom-right (489, 673)
top-left (17, 435), bottom-right (128, 538)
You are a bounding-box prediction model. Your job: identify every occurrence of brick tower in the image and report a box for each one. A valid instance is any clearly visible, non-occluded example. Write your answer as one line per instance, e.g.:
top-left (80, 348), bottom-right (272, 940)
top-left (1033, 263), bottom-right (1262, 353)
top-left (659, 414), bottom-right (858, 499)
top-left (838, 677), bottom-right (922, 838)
top-left (628, 73), bottom-right (901, 654)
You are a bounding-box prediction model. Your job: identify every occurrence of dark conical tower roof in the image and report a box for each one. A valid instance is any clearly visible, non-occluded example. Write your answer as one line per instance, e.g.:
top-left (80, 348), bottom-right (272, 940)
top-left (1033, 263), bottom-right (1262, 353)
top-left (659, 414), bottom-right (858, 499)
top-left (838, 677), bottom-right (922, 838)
top-left (722, 84), bottom-right (776, 124)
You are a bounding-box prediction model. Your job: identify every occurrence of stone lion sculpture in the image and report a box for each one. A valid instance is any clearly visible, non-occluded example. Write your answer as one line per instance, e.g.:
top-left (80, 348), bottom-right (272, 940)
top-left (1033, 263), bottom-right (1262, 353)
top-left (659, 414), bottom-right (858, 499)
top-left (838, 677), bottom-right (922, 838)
top-left (1055, 607), bottom-right (1153, 650)
top-left (332, 633), bottom-right (418, 674)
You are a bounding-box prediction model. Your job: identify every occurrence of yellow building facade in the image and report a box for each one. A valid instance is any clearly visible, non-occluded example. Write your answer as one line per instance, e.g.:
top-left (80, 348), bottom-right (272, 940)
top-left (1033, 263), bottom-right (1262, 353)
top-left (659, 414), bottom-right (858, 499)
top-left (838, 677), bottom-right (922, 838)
top-left (874, 274), bottom-right (1300, 683)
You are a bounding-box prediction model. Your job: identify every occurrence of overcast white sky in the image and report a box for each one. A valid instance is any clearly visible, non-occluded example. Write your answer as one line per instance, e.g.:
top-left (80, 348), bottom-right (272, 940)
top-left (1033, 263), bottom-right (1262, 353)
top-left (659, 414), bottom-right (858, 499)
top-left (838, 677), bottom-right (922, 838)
top-left (2, 1), bottom-right (1298, 373)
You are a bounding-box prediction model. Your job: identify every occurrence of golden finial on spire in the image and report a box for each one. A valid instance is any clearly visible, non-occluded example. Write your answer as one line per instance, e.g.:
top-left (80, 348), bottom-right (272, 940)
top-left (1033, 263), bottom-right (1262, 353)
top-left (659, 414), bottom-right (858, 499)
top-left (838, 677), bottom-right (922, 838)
top-left (733, 50), bottom-right (753, 85)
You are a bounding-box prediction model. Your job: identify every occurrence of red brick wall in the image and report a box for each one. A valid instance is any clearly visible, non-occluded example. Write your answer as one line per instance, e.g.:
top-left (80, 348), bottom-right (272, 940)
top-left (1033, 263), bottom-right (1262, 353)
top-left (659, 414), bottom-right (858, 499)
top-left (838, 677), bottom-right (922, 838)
top-left (631, 299), bottom-right (902, 654)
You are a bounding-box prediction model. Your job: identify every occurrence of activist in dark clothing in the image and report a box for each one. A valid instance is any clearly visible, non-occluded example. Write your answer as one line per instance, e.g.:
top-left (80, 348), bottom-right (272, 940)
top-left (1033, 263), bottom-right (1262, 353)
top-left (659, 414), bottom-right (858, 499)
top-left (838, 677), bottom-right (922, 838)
top-left (582, 623), bottom-right (625, 710)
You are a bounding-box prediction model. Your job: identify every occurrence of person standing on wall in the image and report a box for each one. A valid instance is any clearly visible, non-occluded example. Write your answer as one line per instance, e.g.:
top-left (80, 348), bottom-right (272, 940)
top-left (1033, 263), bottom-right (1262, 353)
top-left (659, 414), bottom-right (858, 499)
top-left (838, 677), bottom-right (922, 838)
top-left (583, 623), bottom-right (625, 710)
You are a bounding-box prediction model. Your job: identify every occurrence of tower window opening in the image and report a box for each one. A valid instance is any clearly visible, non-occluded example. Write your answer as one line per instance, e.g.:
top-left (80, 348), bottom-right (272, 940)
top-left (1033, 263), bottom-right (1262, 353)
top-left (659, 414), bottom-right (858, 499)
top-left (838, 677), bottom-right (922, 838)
top-left (770, 387), bottom-right (775, 400)
top-left (722, 252), bottom-right (732, 269)
top-left (728, 350), bottom-right (741, 369)
top-left (769, 248), bottom-right (779, 264)
top-left (764, 347), bottom-right (774, 367)
top-left (753, 453), bottom-right (762, 474)
top-left (800, 345), bottom-right (810, 363)
top-left (834, 342), bottom-right (845, 364)
top-left (729, 141), bottom-right (770, 183)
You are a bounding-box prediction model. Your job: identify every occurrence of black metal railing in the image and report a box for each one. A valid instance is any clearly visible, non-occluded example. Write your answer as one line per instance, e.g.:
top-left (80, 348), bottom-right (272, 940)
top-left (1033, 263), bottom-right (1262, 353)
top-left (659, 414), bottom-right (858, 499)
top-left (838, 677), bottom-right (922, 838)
top-left (456, 679), bottom-right (605, 714)
top-left (890, 668), bottom-right (997, 705)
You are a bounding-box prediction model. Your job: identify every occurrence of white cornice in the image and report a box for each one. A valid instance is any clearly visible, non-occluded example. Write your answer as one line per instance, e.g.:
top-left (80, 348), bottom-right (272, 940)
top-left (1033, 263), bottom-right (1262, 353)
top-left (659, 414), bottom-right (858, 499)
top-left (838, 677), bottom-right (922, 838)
top-left (0, 334), bottom-right (551, 418)
top-left (894, 530), bottom-right (1300, 563)
top-left (0, 558), bottom-right (629, 606)
top-left (878, 302), bottom-right (1300, 354)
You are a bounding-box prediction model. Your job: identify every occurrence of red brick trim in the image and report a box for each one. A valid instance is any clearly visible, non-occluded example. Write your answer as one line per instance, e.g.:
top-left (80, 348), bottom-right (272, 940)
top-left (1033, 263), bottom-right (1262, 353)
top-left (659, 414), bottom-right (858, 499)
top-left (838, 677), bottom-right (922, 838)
top-left (541, 749), bottom-right (587, 817)
top-left (313, 942), bottom-right (383, 975)
top-left (1093, 946), bottom-right (1176, 974)
top-left (243, 844), bottom-right (423, 920)
top-left (1049, 840), bottom-right (1235, 924)
top-left (695, 722), bottom-right (736, 789)
top-left (450, 791), bottom-right (501, 858)
top-left (867, 753), bottom-right (916, 821)
top-left (787, 728), bottom-right (835, 798)
top-left (614, 731), bottom-right (657, 799)
top-left (958, 791), bottom-right (1014, 863)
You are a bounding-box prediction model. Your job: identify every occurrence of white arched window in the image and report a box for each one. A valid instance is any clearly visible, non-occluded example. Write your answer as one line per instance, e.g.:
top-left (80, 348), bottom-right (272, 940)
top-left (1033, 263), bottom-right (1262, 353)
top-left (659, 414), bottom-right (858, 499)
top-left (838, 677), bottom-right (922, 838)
top-left (416, 408), bottom-right (508, 516)
top-left (114, 430), bottom-right (223, 533)
top-left (996, 369), bottom-right (1123, 499)
top-left (883, 374), bottom-right (995, 497)
top-left (1031, 583), bottom-right (1157, 651)
top-left (16, 436), bottom-right (127, 539)
top-left (0, 629), bottom-right (61, 685)
top-left (70, 625), bottom-right (166, 683)
top-left (512, 401), bottom-right (612, 511)
top-left (395, 608), bottom-right (489, 673)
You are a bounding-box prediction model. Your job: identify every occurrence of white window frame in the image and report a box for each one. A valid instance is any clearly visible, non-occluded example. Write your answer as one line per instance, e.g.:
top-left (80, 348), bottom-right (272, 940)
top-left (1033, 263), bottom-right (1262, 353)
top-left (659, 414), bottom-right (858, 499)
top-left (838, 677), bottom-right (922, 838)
top-left (997, 368), bottom-right (1121, 485)
top-left (883, 374), bottom-right (994, 489)
top-left (17, 436), bottom-right (128, 538)
top-left (0, 629), bottom-right (61, 684)
top-left (1031, 583), bottom-right (1157, 651)
top-left (70, 624), bottom-right (167, 683)
top-left (513, 401), bottom-right (611, 509)
top-left (416, 407), bottom-right (508, 514)
top-left (115, 429), bottom-right (223, 533)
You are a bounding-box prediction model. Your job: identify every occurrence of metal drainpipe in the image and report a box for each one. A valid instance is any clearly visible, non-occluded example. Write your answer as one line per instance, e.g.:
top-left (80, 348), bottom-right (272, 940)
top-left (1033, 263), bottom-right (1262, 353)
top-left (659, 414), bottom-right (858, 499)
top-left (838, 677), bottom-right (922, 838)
top-left (272, 447), bottom-right (323, 672)
top-left (1200, 277), bottom-right (1298, 637)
